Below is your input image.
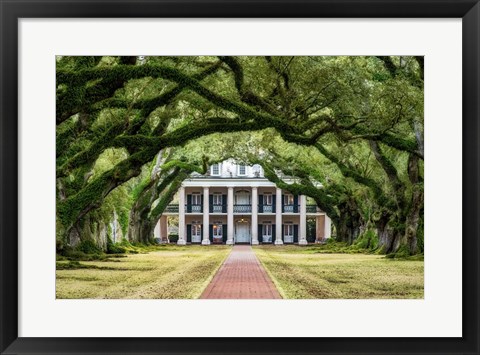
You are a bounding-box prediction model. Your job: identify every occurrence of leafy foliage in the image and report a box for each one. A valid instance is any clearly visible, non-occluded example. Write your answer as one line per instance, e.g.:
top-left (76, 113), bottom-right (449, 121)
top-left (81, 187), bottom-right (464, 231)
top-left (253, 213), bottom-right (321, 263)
top-left (56, 56), bottom-right (423, 255)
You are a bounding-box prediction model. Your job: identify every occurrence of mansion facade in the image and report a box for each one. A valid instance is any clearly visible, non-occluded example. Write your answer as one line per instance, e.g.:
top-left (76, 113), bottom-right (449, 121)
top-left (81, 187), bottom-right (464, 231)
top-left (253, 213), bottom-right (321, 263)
top-left (156, 160), bottom-right (331, 245)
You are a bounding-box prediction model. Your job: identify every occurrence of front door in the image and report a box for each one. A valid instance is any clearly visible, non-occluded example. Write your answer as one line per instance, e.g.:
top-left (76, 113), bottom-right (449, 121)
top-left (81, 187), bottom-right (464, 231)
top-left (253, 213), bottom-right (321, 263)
top-left (235, 221), bottom-right (250, 243)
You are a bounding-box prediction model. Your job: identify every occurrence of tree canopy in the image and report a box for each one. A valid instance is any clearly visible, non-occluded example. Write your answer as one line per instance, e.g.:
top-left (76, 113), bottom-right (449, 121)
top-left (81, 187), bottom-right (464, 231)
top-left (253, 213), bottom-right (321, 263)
top-left (56, 55), bottom-right (423, 255)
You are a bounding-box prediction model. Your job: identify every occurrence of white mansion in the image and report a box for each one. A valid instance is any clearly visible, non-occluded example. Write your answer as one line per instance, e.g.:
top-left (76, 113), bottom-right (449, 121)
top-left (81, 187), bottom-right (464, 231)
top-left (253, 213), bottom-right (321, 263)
top-left (155, 160), bottom-right (331, 245)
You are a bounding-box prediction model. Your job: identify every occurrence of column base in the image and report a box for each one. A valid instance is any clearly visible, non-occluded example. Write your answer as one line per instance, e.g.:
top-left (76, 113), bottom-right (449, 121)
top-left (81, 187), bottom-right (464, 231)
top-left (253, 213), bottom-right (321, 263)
top-left (274, 240), bottom-right (284, 245)
top-left (177, 239), bottom-right (186, 245)
top-left (226, 239), bottom-right (234, 245)
top-left (251, 240), bottom-right (259, 245)
top-left (298, 239), bottom-right (308, 245)
top-left (201, 239), bottom-right (211, 245)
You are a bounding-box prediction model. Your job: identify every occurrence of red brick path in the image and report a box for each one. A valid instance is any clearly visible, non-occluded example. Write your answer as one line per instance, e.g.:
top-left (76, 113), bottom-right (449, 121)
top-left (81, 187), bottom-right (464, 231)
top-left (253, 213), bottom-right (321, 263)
top-left (200, 245), bottom-right (281, 299)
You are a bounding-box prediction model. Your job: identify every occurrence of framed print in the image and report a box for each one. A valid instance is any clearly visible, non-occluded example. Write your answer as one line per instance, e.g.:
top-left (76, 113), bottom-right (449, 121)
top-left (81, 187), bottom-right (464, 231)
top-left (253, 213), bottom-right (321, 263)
top-left (1, 0), bottom-right (479, 354)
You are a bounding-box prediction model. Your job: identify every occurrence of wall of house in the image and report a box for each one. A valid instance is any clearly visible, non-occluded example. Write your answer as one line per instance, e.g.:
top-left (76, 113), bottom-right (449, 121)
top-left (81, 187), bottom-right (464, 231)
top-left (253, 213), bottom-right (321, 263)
top-left (208, 159), bottom-right (264, 178)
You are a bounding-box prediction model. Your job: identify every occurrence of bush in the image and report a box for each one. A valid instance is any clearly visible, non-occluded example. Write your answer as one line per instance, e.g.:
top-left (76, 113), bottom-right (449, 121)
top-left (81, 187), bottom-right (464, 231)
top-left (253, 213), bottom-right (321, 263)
top-left (354, 230), bottom-right (378, 250)
top-left (77, 240), bottom-right (102, 254)
top-left (168, 234), bottom-right (179, 243)
top-left (106, 237), bottom-right (127, 254)
top-left (386, 245), bottom-right (410, 259)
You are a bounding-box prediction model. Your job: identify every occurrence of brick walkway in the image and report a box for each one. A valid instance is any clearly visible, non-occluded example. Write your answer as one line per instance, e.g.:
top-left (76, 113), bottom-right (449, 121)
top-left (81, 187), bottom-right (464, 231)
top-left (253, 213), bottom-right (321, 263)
top-left (200, 245), bottom-right (281, 299)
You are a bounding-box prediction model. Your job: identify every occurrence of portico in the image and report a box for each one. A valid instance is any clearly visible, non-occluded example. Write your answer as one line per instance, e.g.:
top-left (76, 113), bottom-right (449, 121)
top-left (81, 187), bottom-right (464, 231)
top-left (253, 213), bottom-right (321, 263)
top-left (160, 160), bottom-right (332, 245)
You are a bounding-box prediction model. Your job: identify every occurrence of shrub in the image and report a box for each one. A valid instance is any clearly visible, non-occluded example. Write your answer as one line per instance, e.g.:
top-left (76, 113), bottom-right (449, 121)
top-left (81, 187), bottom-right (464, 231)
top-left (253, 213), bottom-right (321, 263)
top-left (386, 245), bottom-right (410, 259)
top-left (168, 234), bottom-right (179, 243)
top-left (77, 240), bottom-right (102, 254)
top-left (106, 237), bottom-right (127, 254)
top-left (354, 230), bottom-right (378, 250)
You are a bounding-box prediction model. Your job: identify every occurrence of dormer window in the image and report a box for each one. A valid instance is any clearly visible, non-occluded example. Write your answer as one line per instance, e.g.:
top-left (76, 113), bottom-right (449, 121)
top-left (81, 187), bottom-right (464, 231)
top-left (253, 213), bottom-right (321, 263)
top-left (238, 164), bottom-right (246, 176)
top-left (211, 163), bottom-right (220, 176)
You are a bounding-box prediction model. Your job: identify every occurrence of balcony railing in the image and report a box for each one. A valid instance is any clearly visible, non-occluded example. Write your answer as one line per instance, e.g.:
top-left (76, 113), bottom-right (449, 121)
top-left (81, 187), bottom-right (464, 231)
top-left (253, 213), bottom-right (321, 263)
top-left (259, 205), bottom-right (275, 213)
top-left (164, 204), bottom-right (179, 213)
top-left (210, 204), bottom-right (227, 213)
top-left (306, 205), bottom-right (320, 213)
top-left (164, 203), bottom-right (321, 214)
top-left (234, 204), bottom-right (252, 213)
top-left (282, 204), bottom-right (300, 213)
top-left (186, 204), bottom-right (202, 213)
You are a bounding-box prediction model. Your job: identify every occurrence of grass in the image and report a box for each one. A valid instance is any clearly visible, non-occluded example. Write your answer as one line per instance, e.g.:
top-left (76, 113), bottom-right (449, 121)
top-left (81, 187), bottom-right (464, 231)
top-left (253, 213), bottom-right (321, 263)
top-left (253, 245), bottom-right (424, 299)
top-left (56, 245), bottom-right (231, 299)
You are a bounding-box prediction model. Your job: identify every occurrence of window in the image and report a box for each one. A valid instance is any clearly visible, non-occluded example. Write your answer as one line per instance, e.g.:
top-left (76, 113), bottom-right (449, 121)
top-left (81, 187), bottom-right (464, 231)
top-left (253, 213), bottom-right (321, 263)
top-left (284, 223), bottom-right (294, 243)
top-left (284, 194), bottom-right (294, 205)
top-left (213, 223), bottom-right (223, 238)
top-left (192, 222), bottom-right (202, 243)
top-left (263, 194), bottom-right (272, 205)
top-left (263, 193), bottom-right (273, 213)
top-left (283, 194), bottom-right (294, 212)
top-left (192, 193), bottom-right (201, 205)
top-left (263, 223), bottom-right (272, 236)
top-left (284, 223), bottom-right (294, 237)
top-left (213, 194), bottom-right (222, 205)
top-left (238, 164), bottom-right (246, 175)
top-left (192, 222), bottom-right (202, 236)
top-left (211, 163), bottom-right (220, 176)
top-left (212, 193), bottom-right (223, 212)
top-left (263, 222), bottom-right (272, 243)
top-left (191, 193), bottom-right (202, 212)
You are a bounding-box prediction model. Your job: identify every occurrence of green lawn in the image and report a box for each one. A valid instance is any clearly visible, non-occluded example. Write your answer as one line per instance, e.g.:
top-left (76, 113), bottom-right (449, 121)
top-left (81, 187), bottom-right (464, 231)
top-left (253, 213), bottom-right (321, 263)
top-left (56, 245), bottom-right (231, 299)
top-left (254, 246), bottom-right (424, 299)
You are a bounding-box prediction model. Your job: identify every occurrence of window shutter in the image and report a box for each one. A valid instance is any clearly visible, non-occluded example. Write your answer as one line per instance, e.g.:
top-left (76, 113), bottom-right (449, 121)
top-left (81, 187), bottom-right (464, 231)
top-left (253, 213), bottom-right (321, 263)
top-left (258, 194), bottom-right (263, 213)
top-left (294, 224), bottom-right (299, 243)
top-left (187, 195), bottom-right (192, 213)
top-left (222, 224), bottom-right (228, 243)
top-left (222, 195), bottom-right (227, 213)
top-left (293, 195), bottom-right (299, 213)
top-left (272, 224), bottom-right (276, 242)
top-left (258, 224), bottom-right (263, 243)
top-left (186, 224), bottom-right (192, 243)
top-left (209, 194), bottom-right (213, 213)
top-left (272, 195), bottom-right (276, 213)
top-left (282, 194), bottom-right (285, 212)
top-left (282, 224), bottom-right (285, 238)
top-left (201, 194), bottom-right (204, 212)
top-left (209, 224), bottom-right (213, 242)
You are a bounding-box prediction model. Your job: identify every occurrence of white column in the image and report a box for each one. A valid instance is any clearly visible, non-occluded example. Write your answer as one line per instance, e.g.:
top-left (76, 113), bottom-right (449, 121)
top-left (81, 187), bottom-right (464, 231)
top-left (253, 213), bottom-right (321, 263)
top-left (159, 215), bottom-right (169, 243)
top-left (251, 187), bottom-right (259, 245)
top-left (275, 187), bottom-right (283, 245)
top-left (154, 220), bottom-right (161, 240)
top-left (177, 187), bottom-right (186, 245)
top-left (226, 187), bottom-right (234, 245)
top-left (202, 186), bottom-right (210, 245)
top-left (299, 195), bottom-right (307, 245)
top-left (315, 215), bottom-right (325, 243)
top-left (324, 215), bottom-right (332, 239)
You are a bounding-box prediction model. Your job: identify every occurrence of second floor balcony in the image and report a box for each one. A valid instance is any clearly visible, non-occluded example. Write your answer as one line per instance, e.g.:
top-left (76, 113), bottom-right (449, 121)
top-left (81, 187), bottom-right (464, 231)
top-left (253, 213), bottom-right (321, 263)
top-left (211, 204), bottom-right (227, 213)
top-left (282, 204), bottom-right (300, 213)
top-left (306, 205), bottom-right (320, 213)
top-left (234, 204), bottom-right (251, 213)
top-left (164, 203), bottom-right (322, 214)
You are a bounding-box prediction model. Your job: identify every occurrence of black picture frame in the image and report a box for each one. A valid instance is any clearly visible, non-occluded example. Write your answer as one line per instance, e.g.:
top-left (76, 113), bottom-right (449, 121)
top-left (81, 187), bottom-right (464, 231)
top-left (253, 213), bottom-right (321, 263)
top-left (1, 1), bottom-right (478, 354)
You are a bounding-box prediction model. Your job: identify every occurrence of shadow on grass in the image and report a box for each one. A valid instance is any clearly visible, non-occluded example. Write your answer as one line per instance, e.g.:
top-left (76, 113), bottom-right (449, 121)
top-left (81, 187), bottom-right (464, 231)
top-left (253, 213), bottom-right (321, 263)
top-left (56, 260), bottom-right (139, 271)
